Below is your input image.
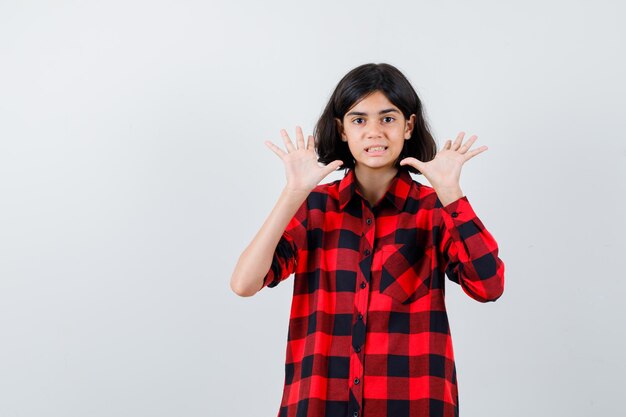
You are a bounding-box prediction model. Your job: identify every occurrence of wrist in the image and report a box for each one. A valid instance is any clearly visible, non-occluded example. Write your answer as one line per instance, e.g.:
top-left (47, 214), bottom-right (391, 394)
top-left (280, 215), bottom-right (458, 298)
top-left (281, 186), bottom-right (311, 200)
top-left (436, 186), bottom-right (464, 207)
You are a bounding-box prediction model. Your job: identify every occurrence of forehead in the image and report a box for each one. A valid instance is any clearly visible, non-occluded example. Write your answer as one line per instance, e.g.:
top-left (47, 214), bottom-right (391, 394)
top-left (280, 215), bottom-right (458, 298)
top-left (346, 91), bottom-right (399, 114)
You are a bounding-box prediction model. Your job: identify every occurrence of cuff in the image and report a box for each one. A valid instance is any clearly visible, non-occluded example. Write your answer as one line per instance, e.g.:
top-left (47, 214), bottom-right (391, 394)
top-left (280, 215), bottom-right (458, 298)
top-left (442, 195), bottom-right (477, 221)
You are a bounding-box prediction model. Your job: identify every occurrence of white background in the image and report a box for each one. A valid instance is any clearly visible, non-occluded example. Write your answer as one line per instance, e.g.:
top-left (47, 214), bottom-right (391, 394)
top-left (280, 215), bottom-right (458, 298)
top-left (1, 0), bottom-right (624, 416)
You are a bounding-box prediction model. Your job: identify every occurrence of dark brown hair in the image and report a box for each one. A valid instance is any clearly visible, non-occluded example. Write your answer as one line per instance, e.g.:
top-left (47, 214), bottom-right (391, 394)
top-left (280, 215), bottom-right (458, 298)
top-left (314, 63), bottom-right (437, 175)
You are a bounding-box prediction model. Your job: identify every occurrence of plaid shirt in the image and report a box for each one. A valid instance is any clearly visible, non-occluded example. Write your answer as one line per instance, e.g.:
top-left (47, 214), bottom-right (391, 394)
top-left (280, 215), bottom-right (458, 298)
top-left (260, 168), bottom-right (505, 417)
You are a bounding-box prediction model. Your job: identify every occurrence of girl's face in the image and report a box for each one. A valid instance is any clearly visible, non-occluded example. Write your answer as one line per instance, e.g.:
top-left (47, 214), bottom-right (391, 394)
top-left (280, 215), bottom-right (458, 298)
top-left (336, 90), bottom-right (415, 175)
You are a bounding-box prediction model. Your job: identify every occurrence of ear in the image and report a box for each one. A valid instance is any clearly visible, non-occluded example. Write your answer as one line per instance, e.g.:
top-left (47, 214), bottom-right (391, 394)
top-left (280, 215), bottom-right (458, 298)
top-left (335, 117), bottom-right (347, 142)
top-left (404, 114), bottom-right (416, 140)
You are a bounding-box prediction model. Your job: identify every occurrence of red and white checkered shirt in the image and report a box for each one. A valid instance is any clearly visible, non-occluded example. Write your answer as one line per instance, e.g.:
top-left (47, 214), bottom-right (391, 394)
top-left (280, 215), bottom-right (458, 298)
top-left (260, 168), bottom-right (505, 417)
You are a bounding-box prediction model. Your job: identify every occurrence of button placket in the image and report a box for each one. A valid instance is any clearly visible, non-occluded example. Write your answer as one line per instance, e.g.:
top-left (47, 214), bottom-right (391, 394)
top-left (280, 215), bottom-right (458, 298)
top-left (349, 201), bottom-right (374, 416)
top-left (362, 213), bottom-right (373, 258)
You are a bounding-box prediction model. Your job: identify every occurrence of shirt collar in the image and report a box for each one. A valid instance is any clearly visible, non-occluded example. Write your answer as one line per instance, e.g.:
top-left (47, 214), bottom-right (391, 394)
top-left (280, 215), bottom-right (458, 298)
top-left (338, 168), bottom-right (415, 211)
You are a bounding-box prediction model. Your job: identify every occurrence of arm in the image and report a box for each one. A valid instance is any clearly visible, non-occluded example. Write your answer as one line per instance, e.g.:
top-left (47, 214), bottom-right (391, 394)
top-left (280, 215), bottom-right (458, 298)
top-left (438, 195), bottom-right (505, 302)
top-left (230, 188), bottom-right (308, 297)
top-left (229, 126), bottom-right (343, 298)
top-left (400, 131), bottom-right (504, 301)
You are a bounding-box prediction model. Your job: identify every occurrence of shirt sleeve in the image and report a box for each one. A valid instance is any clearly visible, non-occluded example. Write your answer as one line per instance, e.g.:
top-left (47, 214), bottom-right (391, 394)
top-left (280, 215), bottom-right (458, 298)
top-left (437, 195), bottom-right (505, 302)
top-left (259, 199), bottom-right (308, 290)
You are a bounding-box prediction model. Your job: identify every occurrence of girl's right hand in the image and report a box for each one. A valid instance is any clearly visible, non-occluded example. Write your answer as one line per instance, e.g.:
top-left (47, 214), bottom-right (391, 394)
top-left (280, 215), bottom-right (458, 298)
top-left (265, 126), bottom-right (343, 195)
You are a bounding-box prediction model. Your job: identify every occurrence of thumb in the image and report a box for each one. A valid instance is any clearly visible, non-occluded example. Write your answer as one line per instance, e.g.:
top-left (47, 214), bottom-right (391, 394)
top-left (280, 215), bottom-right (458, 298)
top-left (399, 157), bottom-right (422, 169)
top-left (323, 160), bottom-right (344, 176)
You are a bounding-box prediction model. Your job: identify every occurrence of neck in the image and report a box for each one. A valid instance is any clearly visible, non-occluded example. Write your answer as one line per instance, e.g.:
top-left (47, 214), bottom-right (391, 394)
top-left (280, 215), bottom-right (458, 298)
top-left (353, 165), bottom-right (398, 207)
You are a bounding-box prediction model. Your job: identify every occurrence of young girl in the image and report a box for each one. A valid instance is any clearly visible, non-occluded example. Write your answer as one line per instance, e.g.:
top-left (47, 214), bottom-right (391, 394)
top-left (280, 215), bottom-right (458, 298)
top-left (230, 63), bottom-right (505, 417)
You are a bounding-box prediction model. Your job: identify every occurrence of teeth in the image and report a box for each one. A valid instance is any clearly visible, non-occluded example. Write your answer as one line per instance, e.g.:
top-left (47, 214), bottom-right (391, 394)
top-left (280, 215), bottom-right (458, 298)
top-left (368, 146), bottom-right (386, 152)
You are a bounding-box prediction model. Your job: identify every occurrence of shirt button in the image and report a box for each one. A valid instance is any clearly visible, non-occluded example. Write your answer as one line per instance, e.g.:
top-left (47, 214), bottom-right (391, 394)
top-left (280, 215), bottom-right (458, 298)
top-left (360, 282), bottom-right (366, 289)
top-left (358, 313), bottom-right (363, 320)
top-left (366, 218), bottom-right (372, 225)
top-left (364, 249), bottom-right (370, 256)
top-left (452, 212), bottom-right (458, 218)
top-left (353, 412), bottom-right (358, 417)
top-left (355, 346), bottom-right (361, 352)
top-left (354, 378), bottom-right (360, 384)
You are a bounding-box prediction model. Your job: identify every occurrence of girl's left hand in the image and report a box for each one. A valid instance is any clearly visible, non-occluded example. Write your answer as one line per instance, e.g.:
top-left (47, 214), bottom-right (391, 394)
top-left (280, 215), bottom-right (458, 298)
top-left (399, 131), bottom-right (488, 190)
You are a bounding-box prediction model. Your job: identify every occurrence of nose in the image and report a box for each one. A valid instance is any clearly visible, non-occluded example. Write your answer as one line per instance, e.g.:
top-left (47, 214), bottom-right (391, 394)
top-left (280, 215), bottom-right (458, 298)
top-left (366, 122), bottom-right (383, 139)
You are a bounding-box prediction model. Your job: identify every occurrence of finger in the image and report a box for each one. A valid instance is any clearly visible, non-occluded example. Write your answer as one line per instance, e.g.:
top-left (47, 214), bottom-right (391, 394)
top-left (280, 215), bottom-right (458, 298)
top-left (323, 160), bottom-right (344, 175)
top-left (307, 135), bottom-right (315, 150)
top-left (442, 140), bottom-right (452, 150)
top-left (464, 145), bottom-right (488, 161)
top-left (458, 135), bottom-right (478, 153)
top-left (265, 140), bottom-right (286, 158)
top-left (296, 126), bottom-right (305, 150)
top-left (280, 129), bottom-right (296, 152)
top-left (399, 157), bottom-right (422, 169)
top-left (451, 132), bottom-right (465, 150)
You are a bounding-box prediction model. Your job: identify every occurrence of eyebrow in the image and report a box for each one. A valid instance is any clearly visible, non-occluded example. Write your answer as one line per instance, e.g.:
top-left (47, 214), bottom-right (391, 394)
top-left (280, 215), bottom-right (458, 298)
top-left (345, 108), bottom-right (400, 117)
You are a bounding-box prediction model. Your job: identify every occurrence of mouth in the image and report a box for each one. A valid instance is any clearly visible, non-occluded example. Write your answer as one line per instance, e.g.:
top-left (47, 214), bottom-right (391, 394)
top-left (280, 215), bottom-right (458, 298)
top-left (365, 145), bottom-right (388, 153)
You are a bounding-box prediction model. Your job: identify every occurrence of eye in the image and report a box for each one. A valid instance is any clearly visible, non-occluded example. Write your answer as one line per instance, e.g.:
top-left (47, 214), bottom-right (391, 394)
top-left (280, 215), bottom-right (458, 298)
top-left (352, 117), bottom-right (365, 125)
top-left (383, 116), bottom-right (395, 123)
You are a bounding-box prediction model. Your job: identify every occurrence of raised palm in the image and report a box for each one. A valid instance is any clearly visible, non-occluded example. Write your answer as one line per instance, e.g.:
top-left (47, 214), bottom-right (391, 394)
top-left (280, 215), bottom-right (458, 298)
top-left (400, 131), bottom-right (488, 189)
top-left (265, 126), bottom-right (343, 194)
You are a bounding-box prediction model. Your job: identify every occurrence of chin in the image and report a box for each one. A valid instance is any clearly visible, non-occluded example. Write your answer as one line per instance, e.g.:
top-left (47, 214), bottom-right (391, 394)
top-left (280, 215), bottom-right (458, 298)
top-left (357, 163), bottom-right (396, 171)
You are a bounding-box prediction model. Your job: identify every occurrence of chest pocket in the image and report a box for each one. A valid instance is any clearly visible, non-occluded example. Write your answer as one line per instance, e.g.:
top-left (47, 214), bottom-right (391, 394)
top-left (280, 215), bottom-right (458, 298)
top-left (377, 243), bottom-right (432, 305)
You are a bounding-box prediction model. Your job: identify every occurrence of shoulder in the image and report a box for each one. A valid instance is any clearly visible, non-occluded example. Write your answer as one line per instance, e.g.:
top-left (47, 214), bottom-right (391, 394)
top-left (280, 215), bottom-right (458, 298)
top-left (406, 177), bottom-right (451, 230)
top-left (311, 178), bottom-right (341, 194)
top-left (306, 178), bottom-right (342, 207)
top-left (406, 174), bottom-right (443, 210)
